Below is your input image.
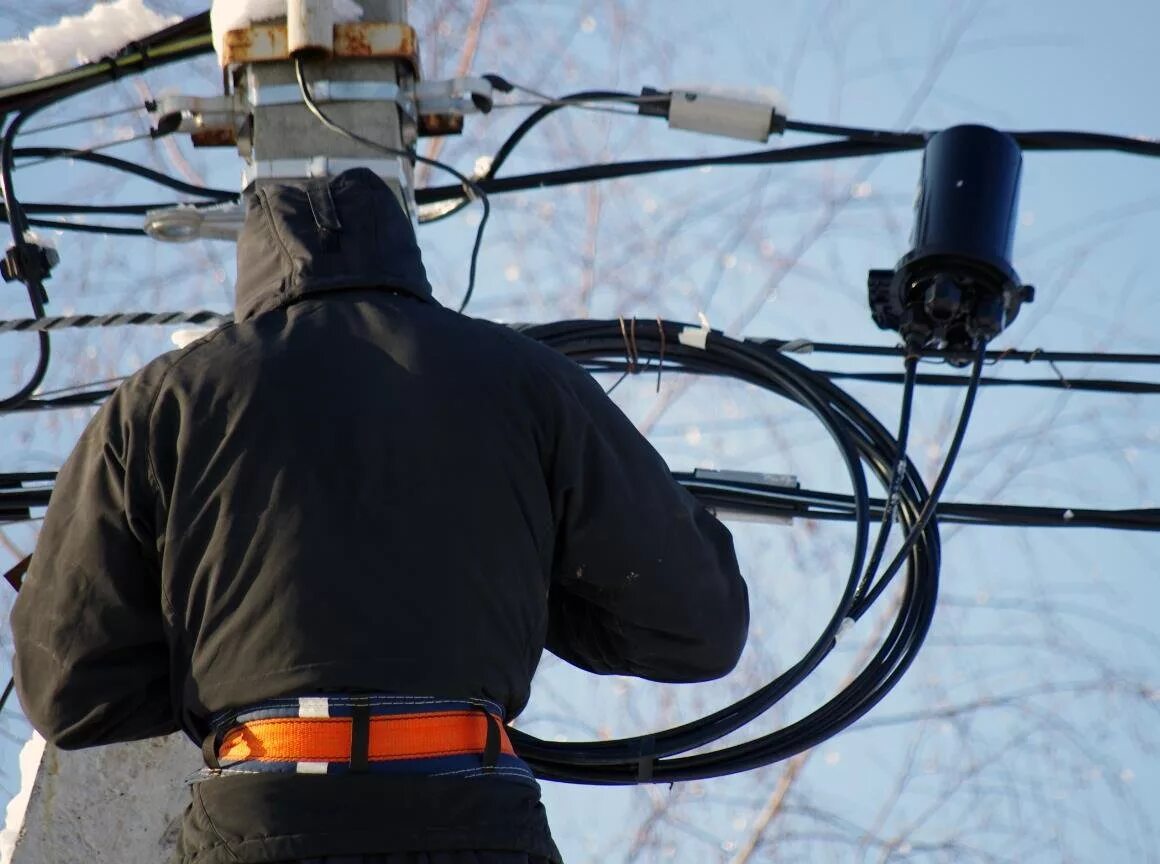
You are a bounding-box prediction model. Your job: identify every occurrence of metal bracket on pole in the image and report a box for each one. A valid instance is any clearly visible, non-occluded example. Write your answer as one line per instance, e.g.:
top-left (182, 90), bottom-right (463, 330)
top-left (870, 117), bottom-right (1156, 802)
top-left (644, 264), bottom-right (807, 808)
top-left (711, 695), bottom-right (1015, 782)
top-left (143, 1), bottom-right (500, 240)
top-left (225, 0), bottom-right (417, 217)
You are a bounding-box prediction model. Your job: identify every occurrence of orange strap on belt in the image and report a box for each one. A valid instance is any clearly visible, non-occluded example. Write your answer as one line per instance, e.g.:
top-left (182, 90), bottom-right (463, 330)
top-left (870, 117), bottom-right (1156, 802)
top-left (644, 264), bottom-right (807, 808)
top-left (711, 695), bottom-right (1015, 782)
top-left (218, 709), bottom-right (516, 763)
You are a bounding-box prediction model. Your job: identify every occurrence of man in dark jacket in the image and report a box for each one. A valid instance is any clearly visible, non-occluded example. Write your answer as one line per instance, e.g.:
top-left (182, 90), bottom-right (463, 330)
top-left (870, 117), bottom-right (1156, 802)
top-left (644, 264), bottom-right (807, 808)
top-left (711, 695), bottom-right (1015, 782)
top-left (10, 168), bottom-right (749, 864)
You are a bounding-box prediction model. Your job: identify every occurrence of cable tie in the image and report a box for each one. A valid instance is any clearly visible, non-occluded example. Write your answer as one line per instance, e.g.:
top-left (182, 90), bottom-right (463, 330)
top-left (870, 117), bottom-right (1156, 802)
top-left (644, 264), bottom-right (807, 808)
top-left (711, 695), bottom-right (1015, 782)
top-left (636, 734), bottom-right (656, 783)
top-left (833, 617), bottom-right (856, 647)
top-left (618, 317), bottom-right (637, 373)
top-left (678, 312), bottom-right (712, 350)
top-left (778, 338), bottom-right (813, 354)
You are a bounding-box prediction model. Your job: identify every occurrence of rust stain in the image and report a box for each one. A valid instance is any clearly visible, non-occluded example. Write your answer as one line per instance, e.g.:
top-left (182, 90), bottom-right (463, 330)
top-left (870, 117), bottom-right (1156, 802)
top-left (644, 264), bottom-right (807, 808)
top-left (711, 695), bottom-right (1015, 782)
top-left (336, 22), bottom-right (373, 56)
top-left (221, 28), bottom-right (253, 66)
top-left (223, 23), bottom-right (420, 74)
top-left (223, 25), bottom-right (289, 65)
top-left (419, 114), bottom-right (464, 137)
top-left (334, 23), bottom-right (419, 75)
top-left (191, 128), bottom-right (238, 148)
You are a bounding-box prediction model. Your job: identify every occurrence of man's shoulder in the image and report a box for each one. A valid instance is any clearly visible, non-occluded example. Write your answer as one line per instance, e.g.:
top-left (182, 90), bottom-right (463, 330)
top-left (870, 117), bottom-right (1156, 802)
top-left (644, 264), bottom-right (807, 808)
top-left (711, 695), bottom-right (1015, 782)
top-left (455, 315), bottom-right (582, 376)
top-left (114, 321), bottom-right (244, 404)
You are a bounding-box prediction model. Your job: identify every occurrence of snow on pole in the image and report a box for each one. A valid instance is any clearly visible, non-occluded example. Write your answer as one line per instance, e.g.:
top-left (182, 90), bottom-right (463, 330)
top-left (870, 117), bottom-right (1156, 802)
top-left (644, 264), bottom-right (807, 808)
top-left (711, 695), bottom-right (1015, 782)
top-left (0, 0), bottom-right (180, 87)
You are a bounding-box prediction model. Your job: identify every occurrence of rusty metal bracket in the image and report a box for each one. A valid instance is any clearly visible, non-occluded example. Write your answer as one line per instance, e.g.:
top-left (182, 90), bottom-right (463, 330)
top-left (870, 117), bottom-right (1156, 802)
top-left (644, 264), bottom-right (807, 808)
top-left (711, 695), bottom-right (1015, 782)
top-left (221, 21), bottom-right (420, 76)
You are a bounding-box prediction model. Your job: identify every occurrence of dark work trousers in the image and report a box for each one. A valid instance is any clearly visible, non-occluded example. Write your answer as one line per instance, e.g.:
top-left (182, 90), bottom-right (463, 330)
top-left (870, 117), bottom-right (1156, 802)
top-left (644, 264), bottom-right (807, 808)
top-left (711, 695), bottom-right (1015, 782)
top-left (290, 855), bottom-right (555, 863)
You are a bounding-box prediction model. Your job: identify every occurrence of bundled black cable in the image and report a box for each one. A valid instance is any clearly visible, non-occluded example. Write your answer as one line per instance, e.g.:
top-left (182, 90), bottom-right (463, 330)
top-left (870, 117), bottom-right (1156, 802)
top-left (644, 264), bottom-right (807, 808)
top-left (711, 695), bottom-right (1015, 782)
top-left (499, 318), bottom-right (968, 783)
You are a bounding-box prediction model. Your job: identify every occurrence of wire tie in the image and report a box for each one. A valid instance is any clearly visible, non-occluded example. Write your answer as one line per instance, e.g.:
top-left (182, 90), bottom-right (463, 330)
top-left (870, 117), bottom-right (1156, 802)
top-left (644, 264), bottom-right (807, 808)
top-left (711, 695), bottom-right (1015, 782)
top-left (618, 317), bottom-right (638, 374)
top-left (677, 312), bottom-right (711, 350)
top-left (636, 734), bottom-right (656, 782)
top-left (991, 346), bottom-right (1015, 366)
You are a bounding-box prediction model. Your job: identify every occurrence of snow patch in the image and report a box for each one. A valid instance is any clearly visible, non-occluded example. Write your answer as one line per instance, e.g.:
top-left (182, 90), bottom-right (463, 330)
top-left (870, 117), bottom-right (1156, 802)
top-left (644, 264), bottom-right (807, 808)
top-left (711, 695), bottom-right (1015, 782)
top-left (211, 0), bottom-right (365, 64)
top-left (0, 733), bottom-right (46, 864)
top-left (0, 0), bottom-right (180, 87)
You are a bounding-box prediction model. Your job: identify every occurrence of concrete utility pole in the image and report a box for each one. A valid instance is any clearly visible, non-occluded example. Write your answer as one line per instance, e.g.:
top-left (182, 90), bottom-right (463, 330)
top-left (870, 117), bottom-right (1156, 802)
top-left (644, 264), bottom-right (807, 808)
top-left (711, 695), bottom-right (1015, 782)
top-left (9, 3), bottom-right (417, 861)
top-left (239, 0), bottom-right (417, 213)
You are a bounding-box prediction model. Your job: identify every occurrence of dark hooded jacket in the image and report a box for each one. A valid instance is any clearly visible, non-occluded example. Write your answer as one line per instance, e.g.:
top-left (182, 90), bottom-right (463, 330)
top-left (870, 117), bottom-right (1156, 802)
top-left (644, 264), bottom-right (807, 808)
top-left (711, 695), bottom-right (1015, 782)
top-left (10, 168), bottom-right (749, 864)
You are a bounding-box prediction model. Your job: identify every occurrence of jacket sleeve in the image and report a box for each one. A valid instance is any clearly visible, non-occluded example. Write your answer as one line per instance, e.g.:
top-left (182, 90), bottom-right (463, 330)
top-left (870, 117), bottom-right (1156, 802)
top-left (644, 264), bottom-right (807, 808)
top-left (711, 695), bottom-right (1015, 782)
top-left (543, 358), bottom-right (749, 682)
top-left (9, 372), bottom-right (176, 749)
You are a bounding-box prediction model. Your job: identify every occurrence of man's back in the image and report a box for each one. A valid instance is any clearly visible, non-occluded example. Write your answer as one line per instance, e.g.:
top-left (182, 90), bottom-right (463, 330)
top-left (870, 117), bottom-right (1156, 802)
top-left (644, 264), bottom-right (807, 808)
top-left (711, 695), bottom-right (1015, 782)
top-left (11, 170), bottom-right (748, 863)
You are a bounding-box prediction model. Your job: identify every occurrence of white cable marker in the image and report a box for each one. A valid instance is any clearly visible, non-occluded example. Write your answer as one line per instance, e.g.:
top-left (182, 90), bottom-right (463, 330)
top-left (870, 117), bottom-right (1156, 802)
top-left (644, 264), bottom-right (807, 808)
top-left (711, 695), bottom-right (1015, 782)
top-left (678, 312), bottom-right (712, 350)
top-left (833, 616), bottom-right (856, 647)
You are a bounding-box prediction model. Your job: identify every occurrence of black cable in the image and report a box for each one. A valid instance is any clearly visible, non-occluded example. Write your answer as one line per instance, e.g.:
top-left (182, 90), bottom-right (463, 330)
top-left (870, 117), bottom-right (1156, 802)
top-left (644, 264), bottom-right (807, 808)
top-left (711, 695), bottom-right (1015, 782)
top-left (24, 219), bottom-right (144, 237)
top-left (415, 137), bottom-right (916, 206)
top-left (852, 344), bottom-right (986, 619)
top-left (421, 85), bottom-right (643, 224)
top-left (586, 357), bottom-right (1160, 396)
top-left (502, 319), bottom-right (938, 783)
top-left (0, 112), bottom-right (51, 411)
top-left (0, 387), bottom-right (116, 413)
top-left (5, 463), bottom-right (1157, 531)
top-left (294, 58), bottom-right (490, 313)
top-left (417, 87), bottom-right (1160, 220)
top-left (414, 126), bottom-right (1160, 209)
top-left (822, 370), bottom-right (1160, 394)
top-left (857, 355), bottom-right (919, 600)
top-left (679, 480), bottom-right (1160, 532)
top-left (0, 13), bottom-right (212, 115)
top-left (12, 148), bottom-right (235, 200)
top-left (783, 119), bottom-right (925, 144)
top-left (751, 338), bottom-right (1160, 366)
top-left (4, 147), bottom-right (235, 237)
top-left (781, 119), bottom-right (1160, 159)
top-left (10, 202), bottom-right (221, 217)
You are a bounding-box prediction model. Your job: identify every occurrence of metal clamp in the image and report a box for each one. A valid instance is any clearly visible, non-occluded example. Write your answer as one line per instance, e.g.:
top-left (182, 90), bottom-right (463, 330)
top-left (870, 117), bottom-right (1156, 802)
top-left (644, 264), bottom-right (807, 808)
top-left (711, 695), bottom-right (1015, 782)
top-left (692, 468), bottom-right (799, 526)
top-left (414, 77), bottom-right (494, 115)
top-left (245, 71), bottom-right (410, 110)
top-left (145, 202), bottom-right (244, 242)
top-left (242, 155), bottom-right (408, 186)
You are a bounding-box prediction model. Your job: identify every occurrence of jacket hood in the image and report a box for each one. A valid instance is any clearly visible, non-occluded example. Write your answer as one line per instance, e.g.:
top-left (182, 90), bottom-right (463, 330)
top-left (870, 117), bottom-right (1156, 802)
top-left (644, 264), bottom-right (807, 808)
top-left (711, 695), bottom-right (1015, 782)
top-left (234, 167), bottom-right (434, 320)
